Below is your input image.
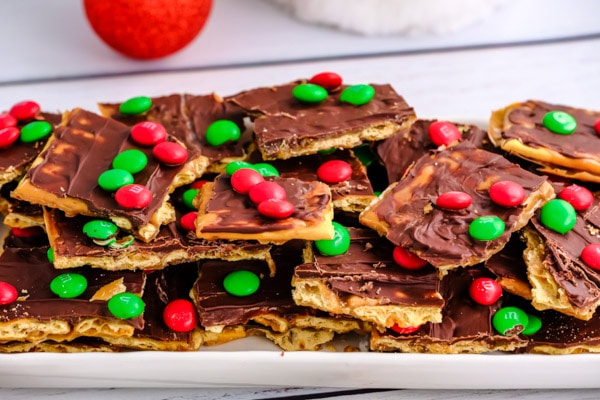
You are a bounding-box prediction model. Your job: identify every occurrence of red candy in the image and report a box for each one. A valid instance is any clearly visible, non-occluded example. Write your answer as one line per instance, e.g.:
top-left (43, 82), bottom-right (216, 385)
top-left (163, 299), bottom-right (198, 332)
top-left (0, 127), bottom-right (20, 148)
top-left (257, 199), bottom-right (295, 219)
top-left (230, 168), bottom-right (264, 194)
top-left (436, 191), bottom-right (472, 210)
top-left (392, 246), bottom-right (427, 270)
top-left (0, 113), bottom-right (17, 129)
top-left (249, 181), bottom-right (287, 204)
top-left (131, 121), bottom-right (167, 146)
top-left (594, 119), bottom-right (600, 135)
top-left (152, 141), bottom-right (188, 166)
top-left (489, 180), bottom-right (526, 207)
top-left (0, 281), bottom-right (18, 305)
top-left (558, 184), bottom-right (594, 211)
top-left (309, 72), bottom-right (343, 91)
top-left (428, 121), bottom-right (461, 147)
top-left (10, 226), bottom-right (45, 238)
top-left (390, 324), bottom-right (421, 335)
top-left (469, 277), bottom-right (502, 305)
top-left (179, 211), bottom-right (197, 231)
top-left (115, 184), bottom-right (152, 209)
top-left (9, 100), bottom-right (40, 121)
top-left (190, 179), bottom-right (209, 189)
top-left (317, 159), bottom-right (353, 184)
top-left (581, 244), bottom-right (600, 270)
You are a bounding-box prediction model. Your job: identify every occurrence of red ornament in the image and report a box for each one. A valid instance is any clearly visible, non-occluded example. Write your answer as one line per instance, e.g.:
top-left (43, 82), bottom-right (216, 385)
top-left (0, 281), bottom-right (18, 305)
top-left (428, 121), bottom-right (461, 146)
top-left (11, 226), bottom-right (45, 238)
top-left (153, 141), bottom-right (188, 166)
top-left (558, 184), bottom-right (594, 211)
top-left (436, 191), bottom-right (472, 210)
top-left (9, 100), bottom-right (40, 122)
top-left (257, 199), bottom-right (295, 219)
top-left (163, 299), bottom-right (198, 332)
top-left (317, 159), bottom-right (353, 184)
top-left (469, 277), bottom-right (502, 305)
top-left (249, 181), bottom-right (287, 205)
top-left (489, 180), bottom-right (526, 207)
top-left (115, 184), bottom-right (152, 209)
top-left (390, 324), bottom-right (421, 335)
top-left (392, 246), bottom-right (427, 270)
top-left (581, 244), bottom-right (600, 270)
top-left (0, 113), bottom-right (17, 130)
top-left (0, 127), bottom-right (20, 148)
top-left (179, 211), bottom-right (197, 231)
top-left (309, 72), bottom-right (343, 91)
top-left (131, 121), bottom-right (167, 146)
top-left (83, 0), bottom-right (213, 60)
top-left (230, 168), bottom-right (264, 194)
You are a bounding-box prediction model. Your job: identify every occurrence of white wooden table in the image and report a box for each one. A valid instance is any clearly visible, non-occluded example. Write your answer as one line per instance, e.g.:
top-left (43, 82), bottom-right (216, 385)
top-left (1, 0), bottom-right (600, 398)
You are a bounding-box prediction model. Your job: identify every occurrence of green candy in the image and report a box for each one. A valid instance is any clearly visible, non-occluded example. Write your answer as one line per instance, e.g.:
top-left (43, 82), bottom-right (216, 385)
top-left (83, 219), bottom-right (119, 240)
top-left (468, 216), bottom-right (505, 241)
top-left (226, 160), bottom-right (254, 176)
top-left (182, 188), bottom-right (200, 210)
top-left (521, 314), bottom-right (542, 336)
top-left (107, 292), bottom-right (145, 319)
top-left (317, 148), bottom-right (336, 155)
top-left (492, 306), bottom-right (529, 336)
top-left (352, 143), bottom-right (376, 167)
top-left (112, 149), bottom-right (148, 174)
top-left (540, 199), bottom-right (576, 234)
top-left (292, 83), bottom-right (328, 103)
top-left (47, 247), bottom-right (54, 263)
top-left (315, 222), bottom-right (351, 256)
top-left (223, 270), bottom-right (260, 297)
top-left (253, 163), bottom-right (280, 177)
top-left (542, 111), bottom-right (577, 135)
top-left (98, 168), bottom-right (134, 192)
top-left (108, 235), bottom-right (135, 249)
top-left (340, 84), bottom-right (375, 106)
top-left (206, 120), bottom-right (241, 147)
top-left (119, 96), bottom-right (152, 115)
top-left (20, 121), bottom-right (52, 143)
top-left (50, 273), bottom-right (87, 299)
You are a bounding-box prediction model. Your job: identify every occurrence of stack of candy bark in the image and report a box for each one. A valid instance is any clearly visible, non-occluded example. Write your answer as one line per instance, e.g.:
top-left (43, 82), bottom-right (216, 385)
top-left (1, 72), bottom-right (600, 354)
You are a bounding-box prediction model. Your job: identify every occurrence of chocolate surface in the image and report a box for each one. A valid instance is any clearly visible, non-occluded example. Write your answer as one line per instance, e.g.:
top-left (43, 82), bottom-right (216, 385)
top-left (484, 234), bottom-right (530, 290)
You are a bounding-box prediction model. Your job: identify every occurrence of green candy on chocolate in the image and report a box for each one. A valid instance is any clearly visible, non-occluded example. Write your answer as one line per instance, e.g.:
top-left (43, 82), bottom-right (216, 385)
top-left (112, 149), bottom-right (148, 174)
top-left (226, 160), bottom-right (254, 176)
top-left (315, 222), bottom-right (350, 256)
top-left (253, 163), bottom-right (280, 177)
top-left (50, 273), bottom-right (87, 299)
top-left (182, 188), bottom-right (200, 210)
top-left (119, 96), bottom-right (152, 115)
top-left (98, 168), bottom-right (134, 192)
top-left (205, 120), bottom-right (241, 147)
top-left (468, 216), bottom-right (505, 241)
top-left (292, 83), bottom-right (328, 103)
top-left (20, 121), bottom-right (52, 143)
top-left (352, 143), bottom-right (376, 167)
top-left (340, 84), bottom-right (375, 106)
top-left (521, 314), bottom-right (542, 336)
top-left (542, 111), bottom-right (577, 135)
top-left (492, 306), bottom-right (529, 336)
top-left (108, 292), bottom-right (145, 319)
top-left (47, 247), bottom-right (54, 263)
top-left (223, 270), bottom-right (260, 297)
top-left (540, 199), bottom-right (576, 234)
top-left (83, 219), bottom-right (119, 240)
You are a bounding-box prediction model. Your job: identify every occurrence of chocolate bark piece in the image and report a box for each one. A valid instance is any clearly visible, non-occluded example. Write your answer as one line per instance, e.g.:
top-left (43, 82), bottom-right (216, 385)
top-left (11, 109), bottom-right (204, 242)
top-left (370, 266), bottom-right (528, 354)
top-left (484, 233), bottom-right (532, 300)
top-left (0, 180), bottom-right (44, 228)
top-left (489, 100), bottom-right (600, 182)
top-left (522, 192), bottom-right (600, 320)
top-left (249, 148), bottom-right (375, 213)
top-left (359, 142), bottom-right (554, 275)
top-left (191, 241), bottom-right (366, 350)
top-left (229, 81), bottom-right (416, 160)
top-left (99, 93), bottom-right (252, 174)
top-left (194, 173), bottom-right (334, 243)
top-left (0, 233), bottom-right (146, 343)
top-left (292, 227), bottom-right (443, 330)
top-left (376, 119), bottom-right (493, 185)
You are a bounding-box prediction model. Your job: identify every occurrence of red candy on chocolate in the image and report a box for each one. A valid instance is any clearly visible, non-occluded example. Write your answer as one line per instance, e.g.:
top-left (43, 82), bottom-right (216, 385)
top-left (131, 121), bottom-right (167, 146)
top-left (249, 181), bottom-right (287, 205)
top-left (115, 184), bottom-right (152, 209)
top-left (489, 180), bottom-right (526, 207)
top-left (0, 281), bottom-right (18, 305)
top-left (230, 168), bottom-right (264, 194)
top-left (152, 141), bottom-right (188, 166)
top-left (163, 299), bottom-right (198, 332)
top-left (392, 246), bottom-right (427, 270)
top-left (179, 211), bottom-right (197, 231)
top-left (9, 100), bottom-right (40, 122)
top-left (469, 277), bottom-right (502, 305)
top-left (436, 191), bottom-right (472, 210)
top-left (0, 127), bottom-right (20, 148)
top-left (190, 179), bottom-right (209, 189)
top-left (581, 244), bottom-right (600, 270)
top-left (257, 198), bottom-right (295, 219)
top-left (317, 159), bottom-right (353, 184)
top-left (309, 72), bottom-right (343, 91)
top-left (428, 121), bottom-right (461, 147)
top-left (0, 113), bottom-right (17, 129)
top-left (558, 184), bottom-right (594, 211)
top-left (390, 324), bottom-right (421, 335)
top-left (10, 226), bottom-right (45, 238)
